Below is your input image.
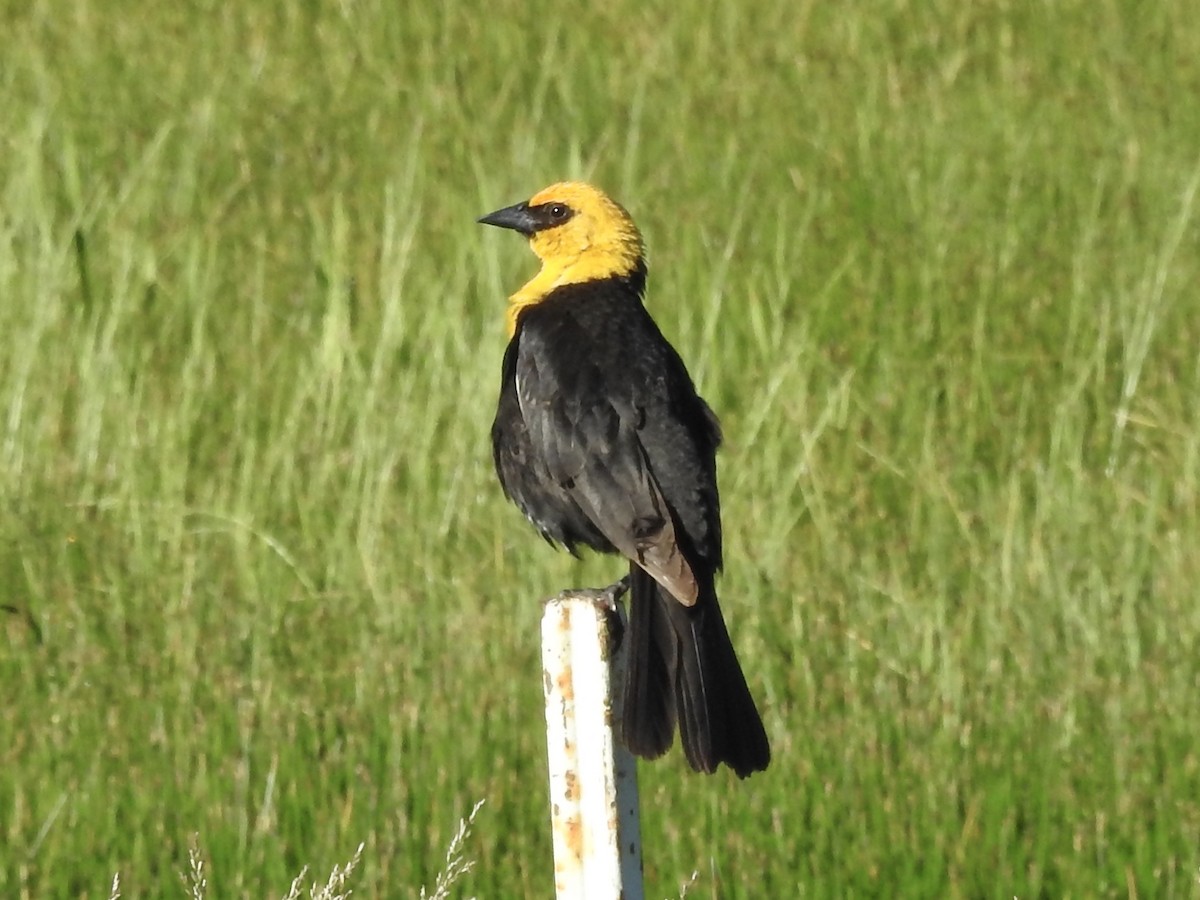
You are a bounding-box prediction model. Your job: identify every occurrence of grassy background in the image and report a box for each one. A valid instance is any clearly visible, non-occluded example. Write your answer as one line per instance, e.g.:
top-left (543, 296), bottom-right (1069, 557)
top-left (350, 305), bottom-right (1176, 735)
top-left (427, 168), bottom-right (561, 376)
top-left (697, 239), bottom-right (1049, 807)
top-left (3, 0), bottom-right (1200, 896)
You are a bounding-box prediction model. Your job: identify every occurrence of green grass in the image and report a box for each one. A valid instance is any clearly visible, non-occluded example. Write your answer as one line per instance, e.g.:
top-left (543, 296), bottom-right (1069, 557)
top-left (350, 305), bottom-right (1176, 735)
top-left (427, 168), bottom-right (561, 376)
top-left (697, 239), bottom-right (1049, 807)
top-left (3, 0), bottom-right (1200, 896)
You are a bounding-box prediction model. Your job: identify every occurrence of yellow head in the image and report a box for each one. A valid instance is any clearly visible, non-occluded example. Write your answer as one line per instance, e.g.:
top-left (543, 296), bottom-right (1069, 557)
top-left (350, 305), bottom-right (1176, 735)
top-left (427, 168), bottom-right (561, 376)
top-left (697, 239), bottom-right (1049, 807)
top-left (478, 182), bottom-right (645, 335)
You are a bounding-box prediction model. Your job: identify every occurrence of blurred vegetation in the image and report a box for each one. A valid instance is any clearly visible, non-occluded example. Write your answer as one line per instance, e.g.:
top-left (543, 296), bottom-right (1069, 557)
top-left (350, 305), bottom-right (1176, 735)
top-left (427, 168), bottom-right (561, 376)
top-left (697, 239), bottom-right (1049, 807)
top-left (2, 0), bottom-right (1199, 896)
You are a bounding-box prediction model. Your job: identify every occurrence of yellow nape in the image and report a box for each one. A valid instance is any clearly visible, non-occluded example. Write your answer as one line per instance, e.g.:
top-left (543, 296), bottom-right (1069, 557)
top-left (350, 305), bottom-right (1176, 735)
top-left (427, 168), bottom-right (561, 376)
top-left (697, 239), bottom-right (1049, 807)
top-left (506, 182), bottom-right (645, 336)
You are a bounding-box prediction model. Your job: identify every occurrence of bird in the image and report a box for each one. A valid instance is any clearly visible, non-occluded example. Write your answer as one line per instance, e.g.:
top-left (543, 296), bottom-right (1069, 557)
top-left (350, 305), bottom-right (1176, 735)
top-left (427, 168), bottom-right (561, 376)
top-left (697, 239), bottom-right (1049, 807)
top-left (479, 181), bottom-right (770, 778)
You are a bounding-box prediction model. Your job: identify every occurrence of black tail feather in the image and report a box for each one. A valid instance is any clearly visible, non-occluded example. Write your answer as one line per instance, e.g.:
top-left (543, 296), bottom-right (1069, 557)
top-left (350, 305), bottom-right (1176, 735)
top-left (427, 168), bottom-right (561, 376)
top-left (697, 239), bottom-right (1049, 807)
top-left (620, 565), bottom-right (770, 777)
top-left (620, 567), bottom-right (676, 759)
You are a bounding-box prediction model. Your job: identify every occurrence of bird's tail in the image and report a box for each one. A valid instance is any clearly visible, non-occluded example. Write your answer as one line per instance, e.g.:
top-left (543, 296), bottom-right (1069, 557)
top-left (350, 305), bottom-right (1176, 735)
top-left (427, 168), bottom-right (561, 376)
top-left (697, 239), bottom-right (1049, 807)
top-left (620, 565), bottom-right (770, 777)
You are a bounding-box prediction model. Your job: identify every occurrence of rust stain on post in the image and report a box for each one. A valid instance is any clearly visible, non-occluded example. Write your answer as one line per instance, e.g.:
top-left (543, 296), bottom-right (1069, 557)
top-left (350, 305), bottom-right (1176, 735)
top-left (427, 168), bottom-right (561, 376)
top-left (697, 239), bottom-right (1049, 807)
top-left (541, 592), bottom-right (644, 898)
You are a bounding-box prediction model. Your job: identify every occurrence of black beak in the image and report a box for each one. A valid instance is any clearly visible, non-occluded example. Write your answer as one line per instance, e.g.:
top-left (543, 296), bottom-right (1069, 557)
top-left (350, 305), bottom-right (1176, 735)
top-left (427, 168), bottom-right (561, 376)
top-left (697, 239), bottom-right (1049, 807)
top-left (477, 201), bottom-right (538, 236)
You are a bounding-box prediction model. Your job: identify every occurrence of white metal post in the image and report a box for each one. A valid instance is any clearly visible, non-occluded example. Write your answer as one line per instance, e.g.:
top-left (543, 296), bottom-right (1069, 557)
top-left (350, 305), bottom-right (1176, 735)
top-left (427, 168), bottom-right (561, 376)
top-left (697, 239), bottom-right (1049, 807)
top-left (541, 593), bottom-right (644, 899)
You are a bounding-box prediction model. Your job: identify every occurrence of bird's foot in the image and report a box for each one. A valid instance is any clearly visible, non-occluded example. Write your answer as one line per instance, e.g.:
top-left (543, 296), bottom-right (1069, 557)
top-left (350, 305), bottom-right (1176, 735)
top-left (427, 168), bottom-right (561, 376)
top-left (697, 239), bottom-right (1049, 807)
top-left (547, 574), bottom-right (629, 609)
top-left (545, 575), bottom-right (630, 653)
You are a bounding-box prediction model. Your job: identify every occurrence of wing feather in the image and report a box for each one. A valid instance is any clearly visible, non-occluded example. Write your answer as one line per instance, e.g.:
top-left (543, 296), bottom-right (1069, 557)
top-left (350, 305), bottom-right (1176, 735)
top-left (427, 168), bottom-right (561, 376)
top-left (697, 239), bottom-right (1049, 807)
top-left (515, 333), bottom-right (701, 606)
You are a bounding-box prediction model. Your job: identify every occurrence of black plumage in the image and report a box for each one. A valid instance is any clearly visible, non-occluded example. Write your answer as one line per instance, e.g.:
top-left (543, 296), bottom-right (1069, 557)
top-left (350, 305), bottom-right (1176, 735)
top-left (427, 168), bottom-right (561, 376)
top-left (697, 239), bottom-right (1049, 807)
top-left (482, 182), bottom-right (769, 777)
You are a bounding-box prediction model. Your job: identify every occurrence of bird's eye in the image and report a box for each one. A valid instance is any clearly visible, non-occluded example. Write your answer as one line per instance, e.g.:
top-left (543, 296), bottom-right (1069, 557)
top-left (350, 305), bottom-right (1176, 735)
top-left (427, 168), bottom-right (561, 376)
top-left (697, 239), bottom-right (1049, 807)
top-left (549, 204), bottom-right (568, 220)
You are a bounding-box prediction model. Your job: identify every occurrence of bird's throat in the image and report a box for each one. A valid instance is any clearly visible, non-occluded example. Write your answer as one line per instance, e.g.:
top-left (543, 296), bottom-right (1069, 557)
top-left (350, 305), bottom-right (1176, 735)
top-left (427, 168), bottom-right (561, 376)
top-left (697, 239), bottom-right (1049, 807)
top-left (505, 249), bottom-right (644, 336)
top-left (505, 257), bottom-right (578, 336)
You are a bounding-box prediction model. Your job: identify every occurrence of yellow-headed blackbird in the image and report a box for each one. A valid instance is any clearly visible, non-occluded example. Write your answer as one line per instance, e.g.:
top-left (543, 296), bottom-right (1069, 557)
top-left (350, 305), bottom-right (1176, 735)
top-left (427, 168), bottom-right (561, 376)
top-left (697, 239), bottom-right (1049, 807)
top-left (479, 182), bottom-right (769, 778)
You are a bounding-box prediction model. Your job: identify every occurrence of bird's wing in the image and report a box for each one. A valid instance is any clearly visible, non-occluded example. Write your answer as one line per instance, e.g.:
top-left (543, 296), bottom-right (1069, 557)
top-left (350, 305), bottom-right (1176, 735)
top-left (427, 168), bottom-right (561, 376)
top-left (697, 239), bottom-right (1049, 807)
top-left (514, 333), bottom-right (701, 607)
top-left (493, 337), bottom-right (610, 552)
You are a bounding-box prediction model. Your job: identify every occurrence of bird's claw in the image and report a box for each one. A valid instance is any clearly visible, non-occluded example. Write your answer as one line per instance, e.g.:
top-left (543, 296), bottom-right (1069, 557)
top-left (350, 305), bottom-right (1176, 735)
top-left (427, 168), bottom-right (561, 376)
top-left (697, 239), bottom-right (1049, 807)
top-left (544, 575), bottom-right (630, 654)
